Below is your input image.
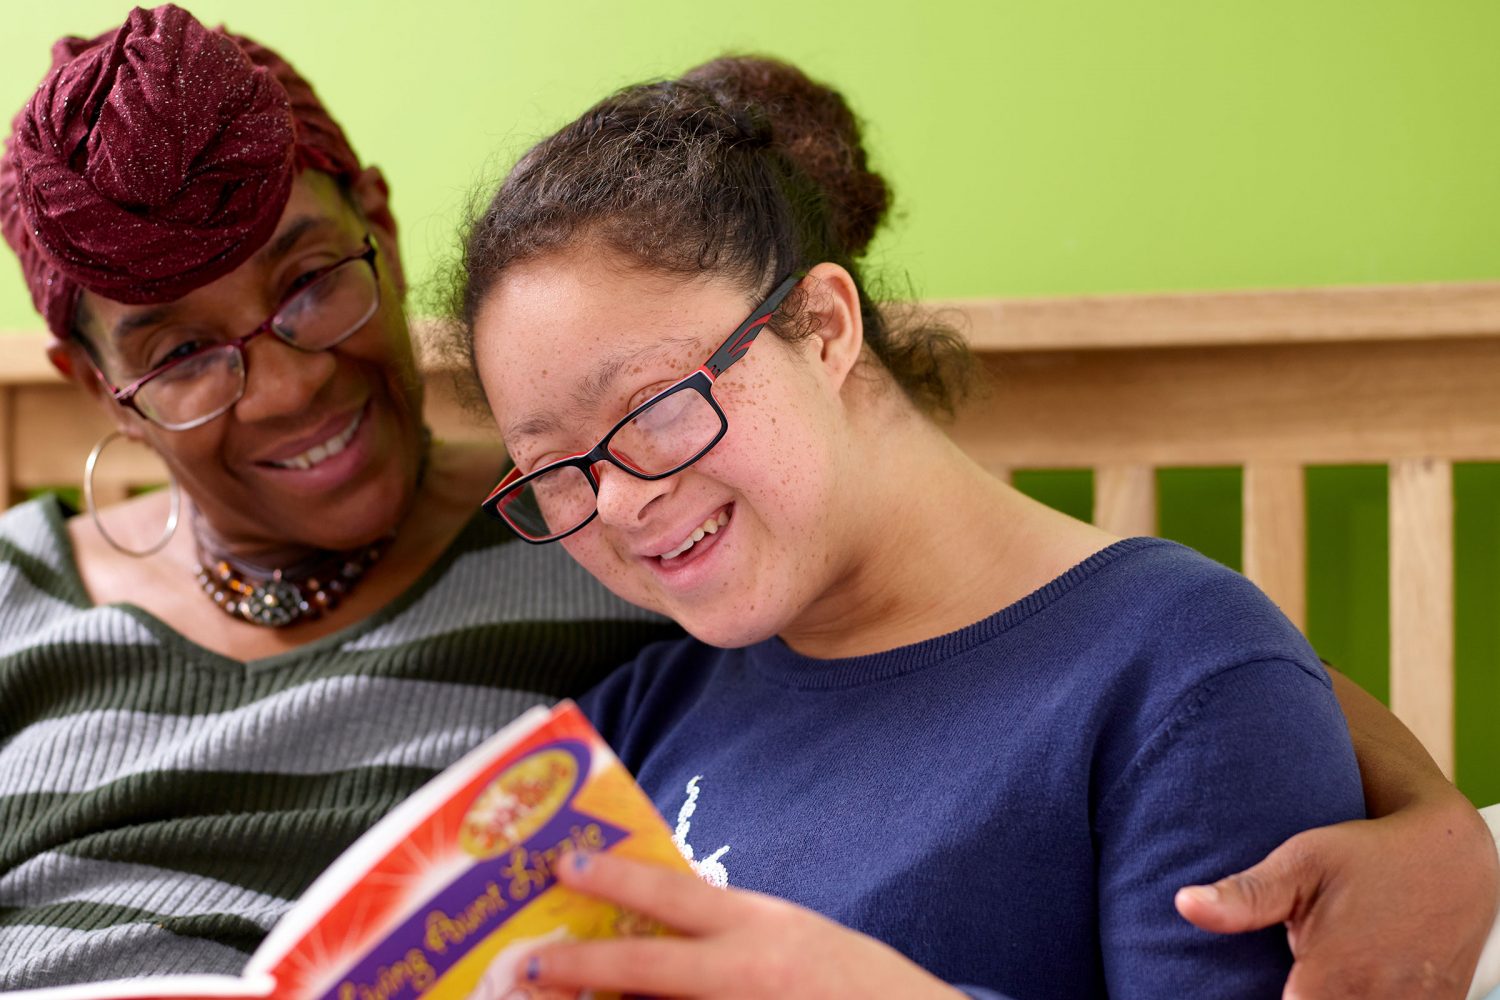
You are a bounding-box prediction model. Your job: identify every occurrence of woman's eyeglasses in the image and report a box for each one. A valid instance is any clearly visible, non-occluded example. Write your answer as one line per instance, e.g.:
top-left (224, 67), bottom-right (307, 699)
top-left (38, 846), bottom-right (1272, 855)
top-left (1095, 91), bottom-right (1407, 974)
top-left (88, 237), bottom-right (381, 431)
top-left (482, 273), bottom-right (804, 543)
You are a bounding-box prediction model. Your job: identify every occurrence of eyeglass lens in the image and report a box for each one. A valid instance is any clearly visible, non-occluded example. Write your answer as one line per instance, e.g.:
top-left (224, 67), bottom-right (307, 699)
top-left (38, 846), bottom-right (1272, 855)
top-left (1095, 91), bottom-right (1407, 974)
top-left (133, 257), bottom-right (380, 430)
top-left (502, 386), bottom-right (725, 539)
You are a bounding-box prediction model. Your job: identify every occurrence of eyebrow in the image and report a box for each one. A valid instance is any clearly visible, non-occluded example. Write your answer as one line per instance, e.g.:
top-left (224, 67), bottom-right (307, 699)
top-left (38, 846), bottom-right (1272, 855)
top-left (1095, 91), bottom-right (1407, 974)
top-left (108, 215), bottom-right (341, 343)
top-left (110, 305), bottom-right (174, 342)
top-left (256, 214), bottom-right (339, 267)
top-left (504, 336), bottom-right (699, 443)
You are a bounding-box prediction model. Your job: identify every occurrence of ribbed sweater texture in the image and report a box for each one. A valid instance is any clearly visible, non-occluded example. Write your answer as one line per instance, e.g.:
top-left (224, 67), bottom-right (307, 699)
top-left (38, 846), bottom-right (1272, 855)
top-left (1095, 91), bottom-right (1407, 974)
top-left (0, 496), bottom-right (676, 989)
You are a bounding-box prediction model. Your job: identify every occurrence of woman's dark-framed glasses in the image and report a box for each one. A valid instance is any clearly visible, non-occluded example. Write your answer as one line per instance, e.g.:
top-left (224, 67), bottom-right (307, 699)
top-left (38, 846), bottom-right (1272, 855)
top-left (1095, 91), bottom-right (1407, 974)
top-left (482, 272), bottom-right (804, 543)
top-left (89, 237), bottom-right (381, 431)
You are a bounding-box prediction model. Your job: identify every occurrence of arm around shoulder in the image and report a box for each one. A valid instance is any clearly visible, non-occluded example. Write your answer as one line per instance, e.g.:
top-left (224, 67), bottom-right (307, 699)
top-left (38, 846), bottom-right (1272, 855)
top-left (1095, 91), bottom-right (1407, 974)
top-left (1096, 657), bottom-right (1364, 999)
top-left (1178, 667), bottom-right (1500, 999)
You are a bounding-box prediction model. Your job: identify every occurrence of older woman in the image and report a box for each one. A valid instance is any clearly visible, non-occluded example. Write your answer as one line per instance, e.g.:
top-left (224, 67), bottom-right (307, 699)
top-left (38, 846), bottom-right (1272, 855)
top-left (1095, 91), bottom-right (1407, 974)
top-left (0, 5), bottom-right (1493, 996)
top-left (0, 6), bottom-right (675, 988)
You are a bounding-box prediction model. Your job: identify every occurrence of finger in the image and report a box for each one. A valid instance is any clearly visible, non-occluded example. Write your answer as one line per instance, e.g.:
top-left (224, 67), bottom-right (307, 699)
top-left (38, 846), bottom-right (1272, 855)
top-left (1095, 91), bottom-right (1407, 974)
top-left (556, 850), bottom-right (743, 935)
top-left (1175, 834), bottom-right (1321, 934)
top-left (527, 935), bottom-right (720, 998)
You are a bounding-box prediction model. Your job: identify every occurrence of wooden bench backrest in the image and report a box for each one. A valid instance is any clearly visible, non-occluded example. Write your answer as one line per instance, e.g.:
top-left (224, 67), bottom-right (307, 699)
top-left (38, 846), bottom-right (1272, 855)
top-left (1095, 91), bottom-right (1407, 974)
top-left (6, 279), bottom-right (1499, 776)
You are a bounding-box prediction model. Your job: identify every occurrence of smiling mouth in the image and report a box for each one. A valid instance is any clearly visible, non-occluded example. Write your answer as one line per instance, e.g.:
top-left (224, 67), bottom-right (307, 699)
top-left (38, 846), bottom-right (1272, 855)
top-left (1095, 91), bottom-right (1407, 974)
top-left (660, 507), bottom-right (731, 561)
top-left (267, 408), bottom-right (364, 470)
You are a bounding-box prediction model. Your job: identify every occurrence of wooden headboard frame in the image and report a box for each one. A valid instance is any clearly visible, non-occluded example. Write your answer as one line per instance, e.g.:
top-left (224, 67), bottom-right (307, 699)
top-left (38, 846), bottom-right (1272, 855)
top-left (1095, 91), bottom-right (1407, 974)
top-left (5, 280), bottom-right (1499, 776)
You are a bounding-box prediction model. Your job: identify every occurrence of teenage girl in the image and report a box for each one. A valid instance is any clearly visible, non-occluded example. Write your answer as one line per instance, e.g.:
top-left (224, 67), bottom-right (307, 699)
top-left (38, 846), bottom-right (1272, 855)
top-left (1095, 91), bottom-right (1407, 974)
top-left (454, 55), bottom-right (1365, 999)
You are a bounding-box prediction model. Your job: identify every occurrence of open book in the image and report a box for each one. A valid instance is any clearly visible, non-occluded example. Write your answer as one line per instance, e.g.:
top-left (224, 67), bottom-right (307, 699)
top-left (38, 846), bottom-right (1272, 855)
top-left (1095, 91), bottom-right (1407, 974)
top-left (12, 701), bottom-right (691, 1000)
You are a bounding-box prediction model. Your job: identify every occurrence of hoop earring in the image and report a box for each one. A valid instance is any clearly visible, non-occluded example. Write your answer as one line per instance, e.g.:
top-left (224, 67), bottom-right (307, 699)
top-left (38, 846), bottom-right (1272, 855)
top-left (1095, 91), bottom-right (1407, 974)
top-left (84, 431), bottom-right (181, 558)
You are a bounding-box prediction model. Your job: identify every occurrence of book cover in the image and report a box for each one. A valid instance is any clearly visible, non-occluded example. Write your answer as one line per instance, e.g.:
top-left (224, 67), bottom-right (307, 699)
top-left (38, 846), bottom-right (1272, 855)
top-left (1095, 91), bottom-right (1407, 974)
top-left (9, 701), bottom-right (690, 1000)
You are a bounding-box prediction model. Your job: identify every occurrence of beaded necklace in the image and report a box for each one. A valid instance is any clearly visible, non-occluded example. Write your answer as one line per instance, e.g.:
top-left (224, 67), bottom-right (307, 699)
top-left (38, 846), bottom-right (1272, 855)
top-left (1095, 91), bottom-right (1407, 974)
top-left (191, 428), bottom-right (429, 628)
top-left (193, 531), bottom-right (392, 628)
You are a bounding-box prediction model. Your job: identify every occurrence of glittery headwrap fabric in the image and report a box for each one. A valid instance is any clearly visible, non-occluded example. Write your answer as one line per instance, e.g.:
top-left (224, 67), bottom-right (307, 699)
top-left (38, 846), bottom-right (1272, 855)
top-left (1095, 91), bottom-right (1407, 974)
top-left (0, 4), bottom-right (363, 340)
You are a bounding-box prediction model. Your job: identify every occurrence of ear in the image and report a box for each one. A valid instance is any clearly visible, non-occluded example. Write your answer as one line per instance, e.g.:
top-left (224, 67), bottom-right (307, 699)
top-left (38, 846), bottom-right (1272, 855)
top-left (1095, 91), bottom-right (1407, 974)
top-left (799, 262), bottom-right (864, 394)
top-left (48, 338), bottom-right (106, 403)
top-left (348, 166), bottom-right (405, 297)
top-left (45, 338), bottom-right (75, 380)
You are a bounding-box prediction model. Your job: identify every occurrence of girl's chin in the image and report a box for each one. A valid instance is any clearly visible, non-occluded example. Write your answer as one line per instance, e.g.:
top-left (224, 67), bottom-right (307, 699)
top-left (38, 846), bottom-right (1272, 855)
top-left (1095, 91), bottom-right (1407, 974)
top-left (671, 611), bottom-right (781, 650)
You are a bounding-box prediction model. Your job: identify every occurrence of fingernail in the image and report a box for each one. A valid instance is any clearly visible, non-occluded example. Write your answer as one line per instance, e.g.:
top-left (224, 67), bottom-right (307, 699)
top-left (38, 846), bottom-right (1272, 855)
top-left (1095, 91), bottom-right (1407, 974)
top-left (525, 956), bottom-right (541, 982)
top-left (1180, 885), bottom-right (1219, 905)
top-left (568, 851), bottom-right (591, 873)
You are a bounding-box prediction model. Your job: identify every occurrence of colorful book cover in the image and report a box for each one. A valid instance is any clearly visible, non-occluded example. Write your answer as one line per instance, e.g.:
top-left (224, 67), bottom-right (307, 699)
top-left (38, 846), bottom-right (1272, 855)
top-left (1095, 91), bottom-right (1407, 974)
top-left (9, 701), bottom-right (691, 1000)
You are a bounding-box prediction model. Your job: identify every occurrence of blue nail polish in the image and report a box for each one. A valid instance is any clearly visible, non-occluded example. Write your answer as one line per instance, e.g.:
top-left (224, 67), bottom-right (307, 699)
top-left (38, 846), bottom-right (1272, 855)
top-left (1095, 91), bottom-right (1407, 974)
top-left (525, 956), bottom-right (541, 982)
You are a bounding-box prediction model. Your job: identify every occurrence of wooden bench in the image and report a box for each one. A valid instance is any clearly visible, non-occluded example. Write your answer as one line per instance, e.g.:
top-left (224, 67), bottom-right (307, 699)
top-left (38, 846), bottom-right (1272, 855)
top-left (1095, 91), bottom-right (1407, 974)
top-left (5, 280), bottom-right (1498, 776)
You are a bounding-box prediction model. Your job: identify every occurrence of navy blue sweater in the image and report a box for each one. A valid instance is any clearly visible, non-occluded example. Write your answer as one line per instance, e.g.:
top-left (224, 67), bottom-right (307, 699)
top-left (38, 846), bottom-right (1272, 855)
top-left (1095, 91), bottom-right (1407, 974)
top-left (582, 539), bottom-right (1365, 999)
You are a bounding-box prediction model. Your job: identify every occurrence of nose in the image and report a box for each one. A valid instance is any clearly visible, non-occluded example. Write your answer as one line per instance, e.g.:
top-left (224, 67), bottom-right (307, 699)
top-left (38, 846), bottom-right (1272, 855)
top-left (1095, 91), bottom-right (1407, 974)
top-left (592, 461), bottom-right (675, 529)
top-left (231, 331), bottom-right (339, 423)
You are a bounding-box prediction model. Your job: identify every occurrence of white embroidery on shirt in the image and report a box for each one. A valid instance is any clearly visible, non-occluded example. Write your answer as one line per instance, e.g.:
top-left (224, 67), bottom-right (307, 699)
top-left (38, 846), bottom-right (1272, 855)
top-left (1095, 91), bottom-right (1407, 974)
top-left (673, 776), bottom-right (731, 888)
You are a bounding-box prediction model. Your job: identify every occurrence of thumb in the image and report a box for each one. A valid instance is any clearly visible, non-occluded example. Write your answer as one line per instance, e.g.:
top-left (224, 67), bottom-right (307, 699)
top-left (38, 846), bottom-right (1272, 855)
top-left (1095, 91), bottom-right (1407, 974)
top-left (1175, 837), bottom-right (1319, 934)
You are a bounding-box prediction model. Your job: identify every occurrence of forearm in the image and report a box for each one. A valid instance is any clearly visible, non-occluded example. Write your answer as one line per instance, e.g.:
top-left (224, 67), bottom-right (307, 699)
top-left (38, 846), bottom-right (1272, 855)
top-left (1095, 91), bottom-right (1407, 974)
top-left (1328, 665), bottom-right (1500, 998)
top-left (1325, 665), bottom-right (1451, 815)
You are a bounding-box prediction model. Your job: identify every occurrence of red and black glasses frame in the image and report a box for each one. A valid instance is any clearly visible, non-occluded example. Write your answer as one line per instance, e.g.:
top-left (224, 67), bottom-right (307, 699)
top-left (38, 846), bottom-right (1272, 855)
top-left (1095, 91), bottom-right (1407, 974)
top-left (482, 271), bottom-right (805, 542)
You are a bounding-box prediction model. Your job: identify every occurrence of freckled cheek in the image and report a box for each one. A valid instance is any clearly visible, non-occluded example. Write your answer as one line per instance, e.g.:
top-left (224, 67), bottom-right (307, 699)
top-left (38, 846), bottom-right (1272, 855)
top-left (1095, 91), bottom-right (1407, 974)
top-left (743, 403), bottom-right (837, 530)
top-left (564, 531), bottom-right (644, 595)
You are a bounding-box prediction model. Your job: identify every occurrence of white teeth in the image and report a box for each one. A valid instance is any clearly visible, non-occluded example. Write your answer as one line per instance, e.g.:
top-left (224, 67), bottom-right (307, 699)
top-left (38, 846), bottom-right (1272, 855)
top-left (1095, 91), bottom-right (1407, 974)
top-left (661, 510), bottom-right (731, 561)
top-left (271, 410), bottom-right (362, 470)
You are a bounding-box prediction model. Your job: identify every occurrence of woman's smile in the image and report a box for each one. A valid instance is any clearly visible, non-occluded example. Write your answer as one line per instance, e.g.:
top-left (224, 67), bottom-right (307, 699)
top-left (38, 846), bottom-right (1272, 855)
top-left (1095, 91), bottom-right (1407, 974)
top-left (252, 397), bottom-right (379, 495)
top-left (261, 405), bottom-right (365, 470)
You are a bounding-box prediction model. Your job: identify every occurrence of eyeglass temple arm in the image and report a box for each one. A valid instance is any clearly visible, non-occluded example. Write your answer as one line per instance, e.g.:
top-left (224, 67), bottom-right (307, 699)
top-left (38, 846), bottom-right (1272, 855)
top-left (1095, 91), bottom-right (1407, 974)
top-left (483, 465), bottom-right (524, 507)
top-left (702, 273), bottom-right (804, 380)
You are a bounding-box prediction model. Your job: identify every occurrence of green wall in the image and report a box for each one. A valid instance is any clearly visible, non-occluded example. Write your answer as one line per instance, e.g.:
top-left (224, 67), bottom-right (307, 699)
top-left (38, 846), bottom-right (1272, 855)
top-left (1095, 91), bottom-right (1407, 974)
top-left (4, 3), bottom-right (1498, 799)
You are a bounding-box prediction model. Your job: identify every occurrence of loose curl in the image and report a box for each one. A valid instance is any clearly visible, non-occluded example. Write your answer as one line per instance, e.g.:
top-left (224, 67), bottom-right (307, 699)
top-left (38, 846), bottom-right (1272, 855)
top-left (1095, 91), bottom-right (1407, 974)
top-left (445, 55), bottom-right (975, 419)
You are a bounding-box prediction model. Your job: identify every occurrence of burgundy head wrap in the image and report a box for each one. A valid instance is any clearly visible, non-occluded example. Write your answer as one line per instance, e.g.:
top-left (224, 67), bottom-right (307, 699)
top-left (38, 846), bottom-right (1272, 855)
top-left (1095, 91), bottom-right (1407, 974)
top-left (0, 4), bottom-right (363, 340)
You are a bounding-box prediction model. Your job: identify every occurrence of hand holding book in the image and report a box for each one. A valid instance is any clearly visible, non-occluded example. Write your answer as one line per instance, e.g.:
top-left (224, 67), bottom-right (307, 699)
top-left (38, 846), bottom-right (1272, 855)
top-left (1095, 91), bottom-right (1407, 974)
top-left (8, 703), bottom-right (690, 1000)
top-left (518, 850), bottom-right (971, 1000)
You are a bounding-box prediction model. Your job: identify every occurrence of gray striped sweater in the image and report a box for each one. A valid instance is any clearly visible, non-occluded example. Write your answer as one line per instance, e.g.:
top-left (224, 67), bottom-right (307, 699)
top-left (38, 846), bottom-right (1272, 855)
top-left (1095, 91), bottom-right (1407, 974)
top-left (0, 496), bottom-right (678, 989)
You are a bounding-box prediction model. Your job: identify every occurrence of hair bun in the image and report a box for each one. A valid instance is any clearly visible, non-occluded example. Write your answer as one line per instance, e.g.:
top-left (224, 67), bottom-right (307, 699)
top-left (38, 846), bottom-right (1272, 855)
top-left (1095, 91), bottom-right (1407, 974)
top-left (684, 55), bottom-right (890, 257)
top-left (725, 105), bottom-right (773, 147)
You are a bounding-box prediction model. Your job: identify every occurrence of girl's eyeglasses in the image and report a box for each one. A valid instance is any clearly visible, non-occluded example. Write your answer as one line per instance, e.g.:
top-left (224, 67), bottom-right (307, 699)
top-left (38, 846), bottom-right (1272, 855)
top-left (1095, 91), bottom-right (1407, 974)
top-left (482, 272), bottom-right (804, 543)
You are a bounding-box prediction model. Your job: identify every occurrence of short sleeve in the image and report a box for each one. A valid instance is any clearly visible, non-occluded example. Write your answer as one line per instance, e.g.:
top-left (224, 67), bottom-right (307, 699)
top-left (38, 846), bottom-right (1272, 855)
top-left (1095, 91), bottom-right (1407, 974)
top-left (1096, 657), bottom-right (1365, 998)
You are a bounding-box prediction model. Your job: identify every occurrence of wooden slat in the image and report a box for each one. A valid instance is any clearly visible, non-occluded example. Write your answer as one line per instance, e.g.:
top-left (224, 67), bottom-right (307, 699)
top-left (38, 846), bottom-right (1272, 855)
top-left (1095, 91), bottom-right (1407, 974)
top-left (1242, 463), bottom-right (1307, 630)
top-left (950, 339), bottom-right (1500, 469)
top-left (1093, 464), bottom-right (1156, 537)
top-left (1389, 458), bottom-right (1455, 778)
top-left (7, 281), bottom-right (1500, 382)
top-left (12, 385), bottom-right (119, 490)
top-left (933, 280), bottom-right (1500, 352)
top-left (0, 335), bottom-right (61, 384)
